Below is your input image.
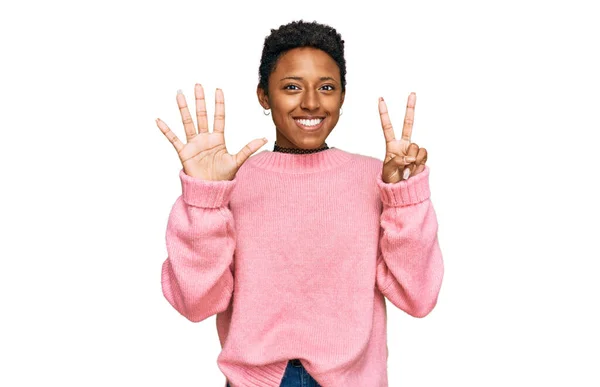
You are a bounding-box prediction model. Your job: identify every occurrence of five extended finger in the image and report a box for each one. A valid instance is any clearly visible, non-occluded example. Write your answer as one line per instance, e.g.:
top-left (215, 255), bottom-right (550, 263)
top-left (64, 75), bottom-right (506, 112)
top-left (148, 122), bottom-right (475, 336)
top-left (195, 84), bottom-right (209, 133)
top-left (176, 90), bottom-right (197, 142)
top-left (214, 88), bottom-right (225, 133)
top-left (156, 118), bottom-right (184, 153)
top-left (235, 138), bottom-right (268, 167)
top-left (378, 97), bottom-right (396, 144)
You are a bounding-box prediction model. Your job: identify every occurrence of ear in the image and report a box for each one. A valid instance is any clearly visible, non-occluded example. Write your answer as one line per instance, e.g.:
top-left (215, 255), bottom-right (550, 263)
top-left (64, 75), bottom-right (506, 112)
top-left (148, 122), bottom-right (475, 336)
top-left (257, 86), bottom-right (270, 110)
top-left (340, 90), bottom-right (345, 107)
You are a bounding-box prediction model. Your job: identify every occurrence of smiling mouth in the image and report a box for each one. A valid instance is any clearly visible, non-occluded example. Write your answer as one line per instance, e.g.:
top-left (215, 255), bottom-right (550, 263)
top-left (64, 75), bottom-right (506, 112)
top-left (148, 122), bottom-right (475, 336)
top-left (294, 117), bottom-right (325, 131)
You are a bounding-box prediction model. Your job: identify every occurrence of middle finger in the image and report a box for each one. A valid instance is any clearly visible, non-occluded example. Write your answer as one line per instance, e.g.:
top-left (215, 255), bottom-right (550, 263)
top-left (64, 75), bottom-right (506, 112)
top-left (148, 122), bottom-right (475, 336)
top-left (402, 92), bottom-right (416, 145)
top-left (195, 84), bottom-right (209, 133)
top-left (213, 88), bottom-right (225, 133)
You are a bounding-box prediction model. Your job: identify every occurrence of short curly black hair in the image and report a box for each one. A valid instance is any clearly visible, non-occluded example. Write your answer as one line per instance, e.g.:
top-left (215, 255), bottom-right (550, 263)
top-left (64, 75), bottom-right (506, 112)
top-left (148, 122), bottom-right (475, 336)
top-left (258, 20), bottom-right (346, 95)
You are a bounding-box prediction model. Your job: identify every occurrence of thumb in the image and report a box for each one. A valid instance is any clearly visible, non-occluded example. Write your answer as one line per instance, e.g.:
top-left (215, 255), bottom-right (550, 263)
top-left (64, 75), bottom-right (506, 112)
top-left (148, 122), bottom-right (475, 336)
top-left (235, 138), bottom-right (268, 166)
top-left (387, 154), bottom-right (416, 166)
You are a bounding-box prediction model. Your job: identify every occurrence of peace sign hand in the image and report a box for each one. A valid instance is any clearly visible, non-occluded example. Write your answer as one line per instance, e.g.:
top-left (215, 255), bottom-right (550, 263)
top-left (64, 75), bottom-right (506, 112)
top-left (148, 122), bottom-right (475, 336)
top-left (379, 92), bottom-right (428, 184)
top-left (156, 84), bottom-right (268, 181)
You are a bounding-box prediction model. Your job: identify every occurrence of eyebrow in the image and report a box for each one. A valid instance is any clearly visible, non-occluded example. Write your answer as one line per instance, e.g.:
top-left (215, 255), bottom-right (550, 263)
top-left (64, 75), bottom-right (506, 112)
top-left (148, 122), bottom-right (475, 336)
top-left (280, 76), bottom-right (339, 83)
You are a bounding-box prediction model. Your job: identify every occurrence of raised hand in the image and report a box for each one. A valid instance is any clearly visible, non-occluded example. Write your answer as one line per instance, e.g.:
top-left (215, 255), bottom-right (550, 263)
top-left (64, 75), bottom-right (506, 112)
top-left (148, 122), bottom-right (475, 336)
top-left (156, 84), bottom-right (268, 181)
top-left (379, 92), bottom-right (428, 184)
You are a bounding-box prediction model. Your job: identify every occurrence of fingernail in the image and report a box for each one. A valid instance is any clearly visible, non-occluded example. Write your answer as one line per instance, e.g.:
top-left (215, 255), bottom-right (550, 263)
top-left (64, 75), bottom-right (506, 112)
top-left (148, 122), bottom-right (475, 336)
top-left (379, 97), bottom-right (384, 102)
top-left (407, 156), bottom-right (416, 162)
top-left (177, 89), bottom-right (182, 94)
top-left (403, 168), bottom-right (411, 180)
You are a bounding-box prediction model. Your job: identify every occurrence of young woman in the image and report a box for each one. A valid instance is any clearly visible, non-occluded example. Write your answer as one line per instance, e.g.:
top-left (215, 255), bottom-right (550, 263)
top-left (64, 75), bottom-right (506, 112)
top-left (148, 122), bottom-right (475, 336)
top-left (156, 20), bottom-right (444, 387)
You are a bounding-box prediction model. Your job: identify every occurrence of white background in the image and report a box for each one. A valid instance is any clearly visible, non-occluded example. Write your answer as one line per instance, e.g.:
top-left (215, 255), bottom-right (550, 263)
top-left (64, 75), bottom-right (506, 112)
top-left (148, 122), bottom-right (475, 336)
top-left (1, 0), bottom-right (599, 386)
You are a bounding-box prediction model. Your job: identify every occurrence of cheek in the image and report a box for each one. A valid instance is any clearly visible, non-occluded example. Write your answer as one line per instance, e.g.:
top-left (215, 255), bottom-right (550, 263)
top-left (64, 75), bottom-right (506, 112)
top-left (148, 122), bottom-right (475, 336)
top-left (271, 99), bottom-right (298, 121)
top-left (324, 94), bottom-right (342, 109)
top-left (275, 96), bottom-right (299, 112)
top-left (271, 109), bottom-right (292, 130)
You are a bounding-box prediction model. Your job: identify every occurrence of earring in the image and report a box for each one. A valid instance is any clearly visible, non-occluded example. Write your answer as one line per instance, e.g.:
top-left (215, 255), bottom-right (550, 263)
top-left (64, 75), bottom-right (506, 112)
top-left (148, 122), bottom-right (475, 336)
top-left (263, 109), bottom-right (271, 116)
top-left (340, 108), bottom-right (343, 116)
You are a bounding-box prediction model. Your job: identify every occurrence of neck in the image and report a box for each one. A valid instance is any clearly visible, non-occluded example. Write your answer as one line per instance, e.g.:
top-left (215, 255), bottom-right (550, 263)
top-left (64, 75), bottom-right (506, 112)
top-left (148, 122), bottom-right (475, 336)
top-left (273, 141), bottom-right (330, 154)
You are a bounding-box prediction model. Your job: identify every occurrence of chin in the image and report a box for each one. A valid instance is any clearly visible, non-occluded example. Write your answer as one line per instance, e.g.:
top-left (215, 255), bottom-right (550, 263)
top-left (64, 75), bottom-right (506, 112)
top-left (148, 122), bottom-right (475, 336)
top-left (296, 135), bottom-right (329, 146)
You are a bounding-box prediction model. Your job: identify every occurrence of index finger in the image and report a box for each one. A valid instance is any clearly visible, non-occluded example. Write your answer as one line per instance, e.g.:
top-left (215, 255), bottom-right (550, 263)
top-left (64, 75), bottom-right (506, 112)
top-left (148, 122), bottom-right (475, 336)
top-left (402, 92), bottom-right (416, 142)
top-left (378, 97), bottom-right (396, 144)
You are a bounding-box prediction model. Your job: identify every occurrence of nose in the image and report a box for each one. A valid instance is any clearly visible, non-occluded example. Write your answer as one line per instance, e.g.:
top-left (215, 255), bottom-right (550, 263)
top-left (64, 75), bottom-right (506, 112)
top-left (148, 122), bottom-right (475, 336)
top-left (300, 89), bottom-right (320, 111)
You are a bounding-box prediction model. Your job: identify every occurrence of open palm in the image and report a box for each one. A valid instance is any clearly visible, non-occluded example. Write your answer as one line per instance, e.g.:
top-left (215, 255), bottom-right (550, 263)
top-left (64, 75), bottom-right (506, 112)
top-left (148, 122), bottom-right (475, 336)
top-left (156, 84), bottom-right (268, 181)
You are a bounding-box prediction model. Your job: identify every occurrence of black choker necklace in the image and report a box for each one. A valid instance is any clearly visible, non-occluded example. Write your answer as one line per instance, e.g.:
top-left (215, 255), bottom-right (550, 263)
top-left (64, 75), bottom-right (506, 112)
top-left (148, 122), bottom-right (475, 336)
top-left (273, 141), bottom-right (330, 154)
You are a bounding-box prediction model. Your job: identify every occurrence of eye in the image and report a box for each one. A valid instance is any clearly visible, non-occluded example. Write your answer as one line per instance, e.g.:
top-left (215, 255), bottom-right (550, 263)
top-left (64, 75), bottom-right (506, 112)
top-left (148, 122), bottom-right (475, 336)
top-left (284, 84), bottom-right (300, 90)
top-left (320, 85), bottom-right (335, 91)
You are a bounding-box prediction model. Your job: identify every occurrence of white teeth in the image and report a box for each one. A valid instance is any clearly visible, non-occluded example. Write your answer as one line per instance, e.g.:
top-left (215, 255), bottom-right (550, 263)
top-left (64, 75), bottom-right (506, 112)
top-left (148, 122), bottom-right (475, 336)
top-left (296, 118), bottom-right (323, 127)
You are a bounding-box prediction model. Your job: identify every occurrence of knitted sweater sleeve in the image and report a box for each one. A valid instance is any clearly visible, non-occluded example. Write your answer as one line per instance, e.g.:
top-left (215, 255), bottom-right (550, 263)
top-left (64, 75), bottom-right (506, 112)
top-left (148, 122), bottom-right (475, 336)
top-left (160, 169), bottom-right (237, 323)
top-left (375, 165), bottom-right (444, 318)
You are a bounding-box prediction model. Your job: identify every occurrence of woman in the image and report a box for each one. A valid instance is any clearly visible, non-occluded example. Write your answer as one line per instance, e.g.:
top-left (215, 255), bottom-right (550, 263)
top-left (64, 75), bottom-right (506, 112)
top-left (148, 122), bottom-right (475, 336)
top-left (156, 20), bottom-right (443, 387)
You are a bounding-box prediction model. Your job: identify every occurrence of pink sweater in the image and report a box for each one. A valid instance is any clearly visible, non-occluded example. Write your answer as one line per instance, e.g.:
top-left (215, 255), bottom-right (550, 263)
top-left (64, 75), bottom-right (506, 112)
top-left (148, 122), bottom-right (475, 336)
top-left (161, 147), bottom-right (444, 387)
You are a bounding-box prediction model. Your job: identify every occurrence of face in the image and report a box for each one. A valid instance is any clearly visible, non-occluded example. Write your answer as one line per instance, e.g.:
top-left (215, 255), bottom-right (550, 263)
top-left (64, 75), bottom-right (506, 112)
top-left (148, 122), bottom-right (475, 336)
top-left (257, 47), bottom-right (345, 149)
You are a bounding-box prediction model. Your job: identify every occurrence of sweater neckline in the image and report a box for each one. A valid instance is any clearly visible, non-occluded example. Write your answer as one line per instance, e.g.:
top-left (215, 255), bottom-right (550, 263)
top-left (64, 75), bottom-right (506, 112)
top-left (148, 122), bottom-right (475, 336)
top-left (247, 147), bottom-right (352, 174)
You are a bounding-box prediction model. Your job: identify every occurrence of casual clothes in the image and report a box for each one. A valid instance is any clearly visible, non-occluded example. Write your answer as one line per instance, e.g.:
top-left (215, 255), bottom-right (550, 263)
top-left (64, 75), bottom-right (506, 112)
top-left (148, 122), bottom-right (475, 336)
top-left (227, 359), bottom-right (322, 387)
top-left (161, 147), bottom-right (444, 387)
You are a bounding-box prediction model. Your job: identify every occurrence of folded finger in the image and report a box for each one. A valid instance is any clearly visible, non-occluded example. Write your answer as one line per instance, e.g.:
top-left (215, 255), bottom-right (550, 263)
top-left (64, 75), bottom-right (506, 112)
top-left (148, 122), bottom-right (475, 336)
top-left (412, 148), bottom-right (427, 176)
top-left (416, 147), bottom-right (427, 165)
top-left (407, 143), bottom-right (419, 158)
top-left (407, 143), bottom-right (419, 174)
top-left (389, 154), bottom-right (416, 166)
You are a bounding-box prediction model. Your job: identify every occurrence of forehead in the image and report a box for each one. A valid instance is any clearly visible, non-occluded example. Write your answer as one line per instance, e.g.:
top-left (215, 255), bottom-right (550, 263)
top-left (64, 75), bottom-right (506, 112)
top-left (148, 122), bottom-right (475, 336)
top-left (273, 47), bottom-right (340, 78)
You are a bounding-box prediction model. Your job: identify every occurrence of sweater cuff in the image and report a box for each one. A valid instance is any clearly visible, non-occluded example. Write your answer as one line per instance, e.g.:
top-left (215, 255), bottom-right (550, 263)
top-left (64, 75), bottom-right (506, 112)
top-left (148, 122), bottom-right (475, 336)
top-left (376, 165), bottom-right (431, 206)
top-left (179, 169), bottom-right (236, 208)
